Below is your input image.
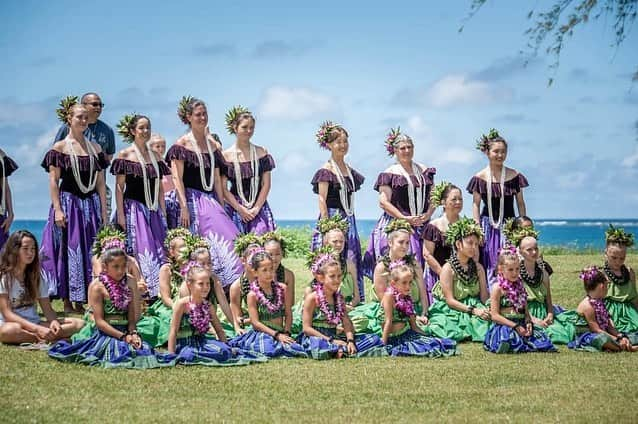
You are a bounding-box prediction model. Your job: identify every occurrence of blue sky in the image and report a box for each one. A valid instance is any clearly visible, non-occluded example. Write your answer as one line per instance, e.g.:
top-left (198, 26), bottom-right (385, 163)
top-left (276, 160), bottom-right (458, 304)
top-left (1, 1), bottom-right (637, 220)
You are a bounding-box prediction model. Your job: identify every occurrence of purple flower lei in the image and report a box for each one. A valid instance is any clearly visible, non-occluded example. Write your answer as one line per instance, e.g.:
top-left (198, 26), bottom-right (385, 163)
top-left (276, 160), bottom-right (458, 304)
top-left (99, 272), bottom-right (131, 311)
top-left (388, 259), bottom-right (406, 272)
top-left (579, 266), bottom-right (599, 284)
top-left (314, 282), bottom-right (345, 326)
top-left (180, 260), bottom-right (200, 277)
top-left (587, 296), bottom-right (611, 332)
top-left (102, 238), bottom-right (126, 251)
top-left (250, 280), bottom-right (284, 314)
top-left (497, 273), bottom-right (527, 312)
top-left (188, 299), bottom-right (211, 334)
top-left (384, 127), bottom-right (401, 157)
top-left (315, 121), bottom-right (340, 150)
top-left (311, 253), bottom-right (334, 275)
top-left (387, 285), bottom-right (415, 317)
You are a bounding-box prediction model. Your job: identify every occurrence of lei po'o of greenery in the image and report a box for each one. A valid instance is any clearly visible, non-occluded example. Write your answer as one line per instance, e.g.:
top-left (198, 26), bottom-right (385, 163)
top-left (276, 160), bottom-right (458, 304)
top-left (116, 113), bottom-right (137, 143)
top-left (234, 232), bottom-right (263, 255)
top-left (317, 215), bottom-right (349, 236)
top-left (305, 245), bottom-right (338, 272)
top-left (445, 216), bottom-right (485, 247)
top-left (225, 105), bottom-right (251, 134)
top-left (164, 227), bottom-right (193, 250)
top-left (383, 218), bottom-right (414, 235)
top-left (56, 95), bottom-right (79, 123)
top-left (92, 226), bottom-right (127, 257)
top-left (605, 224), bottom-right (635, 248)
top-left (430, 181), bottom-right (451, 207)
top-left (261, 231), bottom-right (288, 257)
top-left (475, 128), bottom-right (502, 152)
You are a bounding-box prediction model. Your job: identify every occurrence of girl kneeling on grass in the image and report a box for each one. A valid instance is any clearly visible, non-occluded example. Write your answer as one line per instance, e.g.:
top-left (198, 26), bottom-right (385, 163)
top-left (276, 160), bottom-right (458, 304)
top-left (568, 266), bottom-right (638, 352)
top-left (298, 248), bottom-right (386, 360)
top-left (48, 245), bottom-right (165, 368)
top-left (0, 230), bottom-right (84, 348)
top-left (164, 261), bottom-right (262, 366)
top-left (229, 250), bottom-right (307, 358)
top-left (483, 247), bottom-right (556, 354)
top-left (381, 260), bottom-right (458, 357)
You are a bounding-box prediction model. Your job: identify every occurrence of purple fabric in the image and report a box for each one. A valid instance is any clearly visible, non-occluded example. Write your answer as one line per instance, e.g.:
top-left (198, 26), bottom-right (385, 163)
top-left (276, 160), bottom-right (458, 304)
top-left (226, 198), bottom-right (276, 235)
top-left (223, 154), bottom-right (276, 180)
top-left (41, 150), bottom-right (110, 172)
top-left (167, 188), bottom-right (242, 287)
top-left (110, 158), bottom-right (171, 178)
top-left (164, 144), bottom-right (226, 171)
top-left (310, 208), bottom-right (365, 302)
top-left (1, 155), bottom-right (19, 178)
top-left (373, 167), bottom-right (436, 191)
top-left (480, 215), bottom-right (503, 291)
top-left (40, 192), bottom-right (102, 302)
top-left (465, 174), bottom-right (529, 197)
top-left (119, 198), bottom-right (167, 298)
top-left (310, 168), bottom-right (364, 194)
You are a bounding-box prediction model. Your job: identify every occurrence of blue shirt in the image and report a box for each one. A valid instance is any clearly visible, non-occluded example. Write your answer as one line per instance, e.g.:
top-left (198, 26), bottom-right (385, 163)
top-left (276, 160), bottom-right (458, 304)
top-left (54, 120), bottom-right (116, 155)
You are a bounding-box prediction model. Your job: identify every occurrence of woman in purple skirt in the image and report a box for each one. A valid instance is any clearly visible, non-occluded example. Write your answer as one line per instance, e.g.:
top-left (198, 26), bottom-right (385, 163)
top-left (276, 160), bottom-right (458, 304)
top-left (166, 97), bottom-right (243, 288)
top-left (362, 127), bottom-right (436, 279)
top-left (222, 106), bottom-right (276, 235)
top-left (467, 129), bottom-right (528, 289)
top-left (309, 122), bottom-right (365, 301)
top-left (0, 149), bottom-right (18, 251)
top-left (40, 97), bottom-right (109, 313)
top-left (111, 114), bottom-right (170, 299)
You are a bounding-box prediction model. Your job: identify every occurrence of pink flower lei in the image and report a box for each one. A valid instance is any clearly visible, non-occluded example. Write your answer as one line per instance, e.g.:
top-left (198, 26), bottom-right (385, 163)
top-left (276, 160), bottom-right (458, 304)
top-left (99, 272), bottom-right (131, 311)
top-left (587, 296), bottom-right (611, 332)
top-left (102, 238), bottom-right (126, 251)
top-left (315, 121), bottom-right (341, 150)
top-left (314, 283), bottom-right (345, 326)
top-left (250, 280), bottom-right (284, 314)
top-left (497, 273), bottom-right (527, 312)
top-left (188, 299), bottom-right (211, 334)
top-left (387, 285), bottom-right (415, 317)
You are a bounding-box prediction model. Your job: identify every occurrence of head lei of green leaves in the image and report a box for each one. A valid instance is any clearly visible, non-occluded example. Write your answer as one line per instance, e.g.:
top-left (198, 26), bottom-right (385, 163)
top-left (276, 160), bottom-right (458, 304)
top-left (605, 224), bottom-right (635, 248)
top-left (261, 231), bottom-right (288, 257)
top-left (225, 105), bottom-right (252, 134)
top-left (92, 225), bottom-right (126, 257)
top-left (383, 218), bottom-right (414, 235)
top-left (305, 245), bottom-right (339, 273)
top-left (430, 181), bottom-right (451, 208)
top-left (234, 232), bottom-right (263, 255)
top-left (177, 95), bottom-right (196, 125)
top-left (116, 113), bottom-right (137, 143)
top-left (164, 227), bottom-right (192, 250)
top-left (475, 128), bottom-right (504, 153)
top-left (317, 215), bottom-right (349, 236)
top-left (509, 226), bottom-right (540, 247)
top-left (380, 252), bottom-right (416, 271)
top-left (55, 95), bottom-right (80, 124)
top-left (445, 216), bottom-right (485, 247)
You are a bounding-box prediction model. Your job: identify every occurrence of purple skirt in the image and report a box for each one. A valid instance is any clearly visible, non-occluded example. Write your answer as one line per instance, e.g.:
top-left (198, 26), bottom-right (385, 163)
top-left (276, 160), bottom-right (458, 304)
top-left (479, 215), bottom-right (503, 291)
top-left (310, 208), bottom-right (365, 302)
top-left (119, 198), bottom-right (167, 298)
top-left (362, 212), bottom-right (424, 279)
top-left (483, 319), bottom-right (557, 354)
top-left (40, 191), bottom-right (102, 303)
top-left (167, 188), bottom-right (242, 287)
top-left (0, 213), bottom-right (8, 252)
top-left (225, 196), bottom-right (276, 235)
top-left (228, 329), bottom-right (307, 358)
top-left (424, 268), bottom-right (439, 306)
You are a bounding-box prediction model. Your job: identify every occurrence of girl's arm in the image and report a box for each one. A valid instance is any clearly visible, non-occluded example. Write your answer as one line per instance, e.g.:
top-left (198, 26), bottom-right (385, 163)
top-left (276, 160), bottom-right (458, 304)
top-left (115, 174), bottom-right (126, 230)
top-left (90, 282), bottom-right (125, 339)
top-left (542, 271), bottom-right (554, 324)
top-left (92, 256), bottom-right (101, 279)
top-left (1, 178), bottom-right (13, 231)
top-left (127, 276), bottom-right (142, 330)
top-left (378, 186), bottom-right (409, 220)
top-left (48, 167), bottom-right (64, 227)
top-left (409, 314), bottom-right (426, 334)
top-left (283, 282), bottom-right (293, 334)
top-left (209, 303), bottom-right (228, 343)
top-left (167, 298), bottom-right (185, 353)
top-left (372, 263), bottom-right (388, 301)
top-left (221, 172), bottom-right (251, 221)
top-left (170, 159), bottom-right (190, 228)
top-left (213, 277), bottom-right (233, 324)
top-left (301, 294), bottom-right (330, 339)
top-left (158, 265), bottom-right (173, 307)
top-left (158, 173), bottom-right (166, 217)
top-left (285, 269), bottom-right (296, 309)
top-left (39, 297), bottom-right (60, 325)
top-left (0, 295), bottom-right (50, 338)
top-left (415, 263), bottom-right (428, 317)
top-left (214, 167), bottom-right (225, 209)
top-left (127, 256), bottom-right (146, 295)
top-left (489, 286), bottom-right (524, 336)
top-left (477, 263), bottom-right (490, 305)
top-left (229, 280), bottom-right (246, 333)
top-left (515, 191), bottom-right (527, 218)
top-left (381, 293), bottom-right (395, 345)
top-left (246, 293), bottom-right (274, 336)
top-left (629, 269), bottom-right (638, 310)
top-left (440, 265), bottom-right (485, 318)
top-left (251, 170), bottom-right (271, 214)
top-left (471, 192), bottom-right (481, 224)
top-left (581, 302), bottom-right (617, 337)
top-left (317, 181), bottom-right (329, 219)
top-left (347, 262), bottom-right (360, 307)
top-left (96, 170), bottom-right (107, 224)
top-left (423, 240), bottom-right (443, 276)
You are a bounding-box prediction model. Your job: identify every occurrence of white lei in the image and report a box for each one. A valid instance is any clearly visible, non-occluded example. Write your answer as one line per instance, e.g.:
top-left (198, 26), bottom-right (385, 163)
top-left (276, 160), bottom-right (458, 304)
top-left (132, 142), bottom-right (160, 211)
top-left (187, 131), bottom-right (216, 192)
top-left (329, 159), bottom-right (355, 216)
top-left (65, 137), bottom-right (98, 194)
top-left (233, 144), bottom-right (260, 208)
top-left (396, 162), bottom-right (426, 216)
top-left (486, 166), bottom-right (506, 229)
top-left (0, 151), bottom-right (5, 215)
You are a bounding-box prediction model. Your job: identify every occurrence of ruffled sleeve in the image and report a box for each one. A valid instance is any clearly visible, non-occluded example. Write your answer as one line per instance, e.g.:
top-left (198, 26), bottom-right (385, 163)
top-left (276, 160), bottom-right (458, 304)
top-left (96, 152), bottom-right (110, 170)
top-left (225, 153), bottom-right (276, 179)
top-left (165, 144), bottom-right (219, 170)
top-left (259, 154), bottom-right (276, 173)
top-left (373, 172), bottom-right (395, 192)
top-left (422, 223), bottom-right (444, 243)
top-left (422, 167), bottom-right (436, 186)
top-left (158, 161), bottom-right (171, 176)
top-left (466, 176), bottom-right (483, 195)
top-left (40, 150), bottom-right (67, 172)
top-left (110, 158), bottom-right (170, 178)
top-left (466, 173), bottom-right (528, 197)
top-left (310, 168), bottom-right (334, 194)
top-left (351, 168), bottom-right (365, 191)
top-left (2, 155), bottom-right (18, 177)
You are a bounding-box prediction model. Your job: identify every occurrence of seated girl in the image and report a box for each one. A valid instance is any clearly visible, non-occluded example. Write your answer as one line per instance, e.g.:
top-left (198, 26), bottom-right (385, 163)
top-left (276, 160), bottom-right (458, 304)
top-left (483, 247), bottom-right (556, 354)
top-left (299, 249), bottom-right (385, 359)
top-left (0, 230), bottom-right (84, 347)
top-left (428, 217), bottom-right (491, 342)
top-left (381, 260), bottom-right (458, 357)
top-left (229, 250), bottom-right (306, 358)
top-left (228, 233), bottom-right (263, 335)
top-left (262, 231), bottom-right (295, 304)
top-left (48, 245), bottom-right (165, 368)
top-left (502, 216), bottom-right (554, 275)
top-left (569, 266), bottom-right (638, 352)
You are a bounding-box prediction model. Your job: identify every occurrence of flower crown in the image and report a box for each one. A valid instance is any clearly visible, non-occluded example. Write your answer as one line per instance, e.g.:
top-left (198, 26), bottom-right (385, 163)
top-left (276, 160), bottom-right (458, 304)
top-left (246, 247), bottom-right (267, 264)
top-left (92, 226), bottom-right (127, 257)
top-left (579, 266), bottom-right (601, 284)
top-left (116, 113), bottom-right (137, 143)
top-left (305, 246), bottom-right (339, 274)
top-left (605, 224), bottom-right (635, 248)
top-left (381, 254), bottom-right (416, 271)
top-left (384, 218), bottom-right (413, 235)
top-left (180, 260), bottom-right (204, 277)
top-left (260, 231), bottom-right (288, 257)
top-left (475, 128), bottom-right (503, 152)
top-left (164, 227), bottom-right (192, 250)
top-left (498, 244), bottom-right (519, 258)
top-left (388, 259), bottom-right (407, 272)
top-left (508, 226), bottom-right (540, 247)
top-left (384, 126), bottom-right (402, 156)
top-left (430, 181), bottom-right (451, 208)
top-left (177, 95), bottom-right (195, 125)
top-left (186, 234), bottom-right (210, 254)
top-left (315, 121), bottom-right (342, 150)
top-left (317, 215), bottom-right (349, 236)
top-left (445, 216), bottom-right (485, 246)
top-left (55, 95), bottom-right (79, 123)
top-left (225, 105), bottom-right (251, 134)
top-left (234, 233), bottom-right (263, 255)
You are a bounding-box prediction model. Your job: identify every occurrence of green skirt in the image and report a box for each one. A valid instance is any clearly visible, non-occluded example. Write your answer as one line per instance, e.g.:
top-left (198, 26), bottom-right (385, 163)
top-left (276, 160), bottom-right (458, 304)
top-left (427, 297), bottom-right (489, 342)
top-left (604, 299), bottom-right (638, 333)
top-left (137, 299), bottom-right (173, 347)
top-left (527, 301), bottom-right (576, 344)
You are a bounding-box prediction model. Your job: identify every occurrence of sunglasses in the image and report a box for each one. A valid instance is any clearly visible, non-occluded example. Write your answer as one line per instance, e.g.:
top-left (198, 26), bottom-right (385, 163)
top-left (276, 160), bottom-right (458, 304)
top-left (84, 102), bottom-right (104, 108)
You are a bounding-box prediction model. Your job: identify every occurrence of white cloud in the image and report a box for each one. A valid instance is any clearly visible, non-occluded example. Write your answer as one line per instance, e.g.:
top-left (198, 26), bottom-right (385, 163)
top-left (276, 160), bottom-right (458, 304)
top-left (258, 86), bottom-right (336, 120)
top-left (426, 74), bottom-right (512, 108)
top-left (279, 151), bottom-right (312, 174)
top-left (622, 146), bottom-right (638, 168)
top-left (14, 126), bottom-right (58, 166)
top-left (556, 171), bottom-right (587, 189)
top-left (438, 147), bottom-right (475, 165)
top-left (0, 97), bottom-right (52, 126)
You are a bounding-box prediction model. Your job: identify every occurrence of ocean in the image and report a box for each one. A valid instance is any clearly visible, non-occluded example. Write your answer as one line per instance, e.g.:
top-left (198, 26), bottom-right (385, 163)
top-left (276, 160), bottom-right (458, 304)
top-left (12, 219), bottom-right (638, 250)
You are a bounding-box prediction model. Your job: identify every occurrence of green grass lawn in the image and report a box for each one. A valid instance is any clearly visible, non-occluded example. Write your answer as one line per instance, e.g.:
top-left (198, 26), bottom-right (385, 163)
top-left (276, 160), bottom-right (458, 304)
top-left (1, 253), bottom-right (637, 423)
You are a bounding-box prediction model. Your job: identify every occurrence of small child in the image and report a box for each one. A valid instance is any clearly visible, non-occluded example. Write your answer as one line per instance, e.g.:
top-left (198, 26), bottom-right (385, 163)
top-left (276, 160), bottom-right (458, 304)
top-left (569, 266), bottom-right (638, 352)
top-left (262, 231), bottom-right (296, 304)
top-left (503, 216), bottom-right (553, 276)
top-left (0, 231), bottom-right (84, 347)
top-left (228, 234), bottom-right (263, 335)
top-left (381, 260), bottom-right (458, 357)
top-left (229, 250), bottom-right (307, 358)
top-left (483, 247), bottom-right (556, 354)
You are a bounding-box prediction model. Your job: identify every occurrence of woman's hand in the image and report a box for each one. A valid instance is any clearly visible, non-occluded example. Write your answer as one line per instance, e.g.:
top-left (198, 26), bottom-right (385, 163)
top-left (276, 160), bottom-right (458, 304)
top-left (543, 313), bottom-right (554, 326)
top-left (1, 211), bottom-right (13, 231)
top-left (179, 207), bottom-right (190, 228)
top-left (275, 332), bottom-right (295, 345)
top-left (347, 340), bottom-right (357, 355)
top-left (474, 308), bottom-right (491, 320)
top-left (54, 209), bottom-right (66, 228)
top-left (36, 325), bottom-right (53, 341)
top-left (49, 320), bottom-right (61, 335)
top-left (416, 315), bottom-right (429, 326)
top-left (117, 214), bottom-right (126, 230)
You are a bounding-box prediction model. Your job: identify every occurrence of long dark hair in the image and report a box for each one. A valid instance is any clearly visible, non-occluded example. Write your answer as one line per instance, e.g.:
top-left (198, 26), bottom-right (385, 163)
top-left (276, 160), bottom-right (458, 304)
top-left (0, 230), bottom-right (41, 302)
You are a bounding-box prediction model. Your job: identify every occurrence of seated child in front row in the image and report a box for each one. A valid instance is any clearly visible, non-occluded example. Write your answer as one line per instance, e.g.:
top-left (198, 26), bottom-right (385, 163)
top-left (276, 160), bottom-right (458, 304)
top-left (483, 247), bottom-right (556, 354)
top-left (0, 230), bottom-right (84, 347)
top-left (229, 234), bottom-right (263, 335)
top-left (568, 266), bottom-right (638, 352)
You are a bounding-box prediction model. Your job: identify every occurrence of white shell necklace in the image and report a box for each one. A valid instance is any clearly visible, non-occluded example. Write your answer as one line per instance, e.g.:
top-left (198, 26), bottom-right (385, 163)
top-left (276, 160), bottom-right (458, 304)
top-left (486, 166), bottom-right (506, 229)
top-left (396, 161), bottom-right (426, 216)
top-left (0, 151), bottom-right (6, 215)
top-left (187, 131), bottom-right (215, 192)
top-left (65, 136), bottom-right (98, 194)
top-left (329, 158), bottom-right (355, 216)
top-left (133, 141), bottom-right (160, 211)
top-left (233, 143), bottom-right (259, 208)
